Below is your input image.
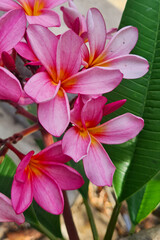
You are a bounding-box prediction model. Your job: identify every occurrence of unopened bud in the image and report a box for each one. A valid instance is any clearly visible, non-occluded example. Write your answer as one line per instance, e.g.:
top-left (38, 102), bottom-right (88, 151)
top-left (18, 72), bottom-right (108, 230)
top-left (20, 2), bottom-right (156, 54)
top-left (1, 51), bottom-right (16, 72)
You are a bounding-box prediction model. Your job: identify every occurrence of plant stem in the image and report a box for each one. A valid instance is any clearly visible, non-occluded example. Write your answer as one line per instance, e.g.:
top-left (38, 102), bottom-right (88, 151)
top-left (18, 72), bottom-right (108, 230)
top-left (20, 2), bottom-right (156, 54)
top-left (37, 222), bottom-right (60, 240)
top-left (5, 142), bottom-right (25, 160)
top-left (63, 191), bottom-right (80, 240)
top-left (83, 197), bottom-right (99, 240)
top-left (103, 201), bottom-right (122, 240)
top-left (41, 129), bottom-right (54, 146)
top-left (8, 101), bottom-right (38, 122)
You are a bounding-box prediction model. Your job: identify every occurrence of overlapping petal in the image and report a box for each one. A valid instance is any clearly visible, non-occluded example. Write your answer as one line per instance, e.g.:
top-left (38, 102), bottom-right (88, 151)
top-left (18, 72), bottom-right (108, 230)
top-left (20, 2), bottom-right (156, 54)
top-left (81, 96), bottom-right (107, 128)
top-left (99, 54), bottom-right (149, 79)
top-left (70, 95), bottom-right (84, 127)
top-left (0, 9), bottom-right (26, 55)
top-left (62, 126), bottom-right (91, 162)
top-left (89, 113), bottom-right (144, 144)
top-left (44, 0), bottom-right (67, 9)
top-left (62, 67), bottom-right (123, 94)
top-left (15, 42), bottom-right (38, 62)
top-left (32, 173), bottom-right (64, 215)
top-left (34, 141), bottom-right (70, 164)
top-left (103, 99), bottom-right (126, 116)
top-left (56, 30), bottom-right (83, 81)
top-left (27, 25), bottom-right (58, 79)
top-left (0, 0), bottom-right (20, 11)
top-left (38, 88), bottom-right (70, 136)
top-left (83, 136), bottom-right (116, 186)
top-left (87, 8), bottom-right (106, 61)
top-left (24, 72), bottom-right (60, 103)
top-left (0, 67), bottom-right (22, 102)
top-left (44, 163), bottom-right (84, 190)
top-left (26, 10), bottom-right (60, 27)
top-left (0, 193), bottom-right (25, 224)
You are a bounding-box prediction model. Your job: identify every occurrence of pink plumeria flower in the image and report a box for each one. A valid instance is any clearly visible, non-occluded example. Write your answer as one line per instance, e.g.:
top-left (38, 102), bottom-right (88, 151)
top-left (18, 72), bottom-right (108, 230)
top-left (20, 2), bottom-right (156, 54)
top-left (24, 24), bottom-right (123, 136)
top-left (61, 0), bottom-right (87, 41)
top-left (11, 141), bottom-right (84, 215)
top-left (62, 95), bottom-right (144, 186)
top-left (0, 0), bottom-right (67, 27)
top-left (82, 8), bottom-right (149, 79)
top-left (0, 193), bottom-right (25, 224)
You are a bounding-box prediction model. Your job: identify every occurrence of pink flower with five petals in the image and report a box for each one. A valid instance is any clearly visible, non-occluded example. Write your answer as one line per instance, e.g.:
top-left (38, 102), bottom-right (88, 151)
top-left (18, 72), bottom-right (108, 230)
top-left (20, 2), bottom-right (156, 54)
top-left (24, 24), bottom-right (123, 136)
top-left (11, 141), bottom-right (84, 214)
top-left (62, 95), bottom-right (144, 186)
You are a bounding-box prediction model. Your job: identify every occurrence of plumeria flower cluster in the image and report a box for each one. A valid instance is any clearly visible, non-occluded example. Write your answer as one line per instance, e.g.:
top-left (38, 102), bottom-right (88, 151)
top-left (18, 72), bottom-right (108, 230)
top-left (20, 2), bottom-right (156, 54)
top-left (0, 0), bottom-right (149, 224)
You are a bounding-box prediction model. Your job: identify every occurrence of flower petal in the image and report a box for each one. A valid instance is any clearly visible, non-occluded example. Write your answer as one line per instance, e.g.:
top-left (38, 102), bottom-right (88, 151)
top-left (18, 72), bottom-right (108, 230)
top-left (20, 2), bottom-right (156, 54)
top-left (18, 90), bottom-right (34, 105)
top-left (0, 9), bottom-right (26, 54)
top-left (44, 163), bottom-right (84, 190)
top-left (11, 174), bottom-right (33, 214)
top-left (15, 42), bottom-right (38, 61)
top-left (99, 26), bottom-right (138, 61)
top-left (34, 141), bottom-right (71, 164)
top-left (0, 67), bottom-right (22, 102)
top-left (38, 88), bottom-right (70, 136)
top-left (89, 113), bottom-right (144, 144)
top-left (56, 30), bottom-right (83, 81)
top-left (103, 99), bottom-right (126, 116)
top-left (62, 126), bottom-right (91, 162)
top-left (83, 136), bottom-right (116, 186)
top-left (70, 95), bottom-right (84, 127)
top-left (24, 72), bottom-right (60, 103)
top-left (0, 0), bottom-right (20, 11)
top-left (27, 24), bottom-right (58, 79)
top-left (100, 54), bottom-right (149, 79)
top-left (26, 9), bottom-right (60, 27)
top-left (62, 67), bottom-right (123, 94)
top-left (32, 173), bottom-right (64, 215)
top-left (44, 0), bottom-right (67, 9)
top-left (81, 96), bottom-right (107, 128)
top-left (0, 193), bottom-right (25, 224)
top-left (87, 8), bottom-right (106, 61)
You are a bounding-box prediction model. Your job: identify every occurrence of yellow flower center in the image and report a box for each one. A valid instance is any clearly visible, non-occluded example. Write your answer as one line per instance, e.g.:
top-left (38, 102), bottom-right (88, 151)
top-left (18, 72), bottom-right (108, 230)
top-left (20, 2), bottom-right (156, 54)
top-left (20, 0), bottom-right (45, 16)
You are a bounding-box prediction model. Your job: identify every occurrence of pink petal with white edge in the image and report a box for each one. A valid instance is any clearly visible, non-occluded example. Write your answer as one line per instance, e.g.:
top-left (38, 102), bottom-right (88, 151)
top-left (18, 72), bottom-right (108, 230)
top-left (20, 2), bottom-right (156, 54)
top-left (70, 95), bottom-right (84, 127)
top-left (87, 8), bottom-right (106, 61)
top-left (34, 141), bottom-right (71, 164)
top-left (81, 96), bottom-right (107, 128)
top-left (56, 30), bottom-right (83, 81)
top-left (62, 126), bottom-right (91, 162)
top-left (0, 0), bottom-right (20, 11)
top-left (0, 9), bottom-right (26, 54)
top-left (27, 25), bottom-right (58, 79)
top-left (0, 193), bottom-right (25, 224)
top-left (101, 54), bottom-right (149, 79)
top-left (15, 42), bottom-right (38, 61)
top-left (11, 175), bottom-right (33, 214)
top-left (32, 173), bottom-right (64, 215)
top-left (38, 88), bottom-right (70, 137)
top-left (103, 99), bottom-right (126, 116)
top-left (0, 67), bottom-right (22, 102)
top-left (24, 72), bottom-right (60, 103)
top-left (62, 67), bottom-right (123, 94)
top-left (44, 163), bottom-right (84, 190)
top-left (99, 26), bottom-right (138, 61)
top-left (83, 136), bottom-right (116, 186)
top-left (26, 10), bottom-right (60, 27)
top-left (89, 113), bottom-right (144, 144)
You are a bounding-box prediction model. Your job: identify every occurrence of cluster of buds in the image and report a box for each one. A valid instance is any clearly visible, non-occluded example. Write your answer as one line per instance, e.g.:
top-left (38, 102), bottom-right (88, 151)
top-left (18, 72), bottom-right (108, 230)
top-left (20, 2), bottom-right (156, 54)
top-left (0, 0), bottom-right (148, 224)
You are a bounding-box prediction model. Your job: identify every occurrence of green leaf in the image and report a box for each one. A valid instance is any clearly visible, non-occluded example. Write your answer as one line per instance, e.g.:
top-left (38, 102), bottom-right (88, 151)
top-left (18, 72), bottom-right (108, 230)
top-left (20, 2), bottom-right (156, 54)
top-left (103, 0), bottom-right (160, 202)
top-left (127, 172), bottom-right (160, 224)
top-left (68, 160), bottom-right (89, 199)
top-left (0, 155), bottom-right (62, 239)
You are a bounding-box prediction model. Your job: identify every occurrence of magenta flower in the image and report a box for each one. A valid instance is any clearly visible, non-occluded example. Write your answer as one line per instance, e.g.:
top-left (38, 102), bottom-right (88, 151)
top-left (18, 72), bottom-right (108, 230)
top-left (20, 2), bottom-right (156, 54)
top-left (0, 0), bottom-right (67, 27)
top-left (62, 95), bottom-right (144, 186)
top-left (24, 24), bottom-right (123, 136)
top-left (11, 141), bottom-right (84, 214)
top-left (82, 8), bottom-right (149, 79)
top-left (0, 193), bottom-right (25, 224)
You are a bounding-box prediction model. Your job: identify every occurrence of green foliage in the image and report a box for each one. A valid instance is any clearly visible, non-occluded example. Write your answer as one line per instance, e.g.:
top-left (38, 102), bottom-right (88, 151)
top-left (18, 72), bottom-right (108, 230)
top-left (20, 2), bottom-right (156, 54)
top-left (103, 0), bottom-right (160, 221)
